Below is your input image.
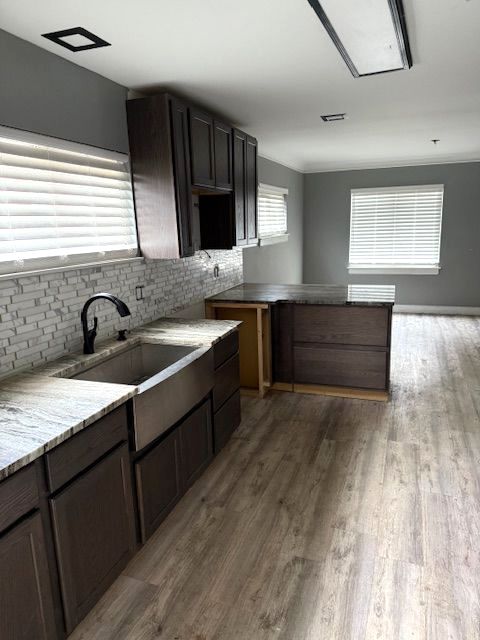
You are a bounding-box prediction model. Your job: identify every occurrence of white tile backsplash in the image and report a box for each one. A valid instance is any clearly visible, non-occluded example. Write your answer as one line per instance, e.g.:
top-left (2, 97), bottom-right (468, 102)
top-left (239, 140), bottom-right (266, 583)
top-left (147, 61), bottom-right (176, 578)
top-left (0, 250), bottom-right (243, 377)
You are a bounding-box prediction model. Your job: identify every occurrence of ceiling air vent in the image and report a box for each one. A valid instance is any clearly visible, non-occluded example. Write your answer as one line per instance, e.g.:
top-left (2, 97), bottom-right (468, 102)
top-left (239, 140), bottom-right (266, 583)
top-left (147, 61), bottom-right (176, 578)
top-left (321, 113), bottom-right (347, 122)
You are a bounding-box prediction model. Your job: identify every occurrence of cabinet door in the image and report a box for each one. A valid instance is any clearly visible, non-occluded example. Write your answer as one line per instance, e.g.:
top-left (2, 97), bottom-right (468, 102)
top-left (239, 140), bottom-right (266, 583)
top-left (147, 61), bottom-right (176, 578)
top-left (135, 428), bottom-right (182, 542)
top-left (213, 389), bottom-right (241, 454)
top-left (214, 120), bottom-right (233, 190)
top-left (170, 98), bottom-right (195, 256)
top-left (50, 444), bottom-right (135, 633)
top-left (0, 512), bottom-right (57, 640)
top-left (233, 129), bottom-right (247, 245)
top-left (189, 108), bottom-right (215, 188)
top-left (180, 400), bottom-right (213, 490)
top-left (246, 135), bottom-right (258, 243)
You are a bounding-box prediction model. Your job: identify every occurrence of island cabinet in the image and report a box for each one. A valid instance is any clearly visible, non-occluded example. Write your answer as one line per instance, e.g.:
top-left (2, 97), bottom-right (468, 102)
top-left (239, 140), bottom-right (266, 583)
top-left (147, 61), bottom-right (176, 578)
top-left (47, 405), bottom-right (136, 634)
top-left (272, 304), bottom-right (392, 397)
top-left (0, 465), bottom-right (58, 640)
top-left (135, 397), bottom-right (213, 542)
top-left (127, 93), bottom-right (196, 259)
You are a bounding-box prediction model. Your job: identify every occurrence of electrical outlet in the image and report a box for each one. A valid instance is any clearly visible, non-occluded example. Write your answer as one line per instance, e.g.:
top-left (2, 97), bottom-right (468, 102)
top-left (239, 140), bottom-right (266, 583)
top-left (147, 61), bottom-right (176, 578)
top-left (135, 285), bottom-right (145, 301)
top-left (213, 264), bottom-right (220, 278)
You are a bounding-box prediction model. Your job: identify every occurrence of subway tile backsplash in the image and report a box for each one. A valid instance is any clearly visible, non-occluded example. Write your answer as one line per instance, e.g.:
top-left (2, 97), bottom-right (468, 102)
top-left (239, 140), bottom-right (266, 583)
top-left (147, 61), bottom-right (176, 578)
top-left (0, 250), bottom-right (243, 377)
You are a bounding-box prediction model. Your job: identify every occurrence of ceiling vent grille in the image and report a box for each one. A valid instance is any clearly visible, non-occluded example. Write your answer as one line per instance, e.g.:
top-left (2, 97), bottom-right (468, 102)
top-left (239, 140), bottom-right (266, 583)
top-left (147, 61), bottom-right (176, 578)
top-left (320, 113), bottom-right (346, 122)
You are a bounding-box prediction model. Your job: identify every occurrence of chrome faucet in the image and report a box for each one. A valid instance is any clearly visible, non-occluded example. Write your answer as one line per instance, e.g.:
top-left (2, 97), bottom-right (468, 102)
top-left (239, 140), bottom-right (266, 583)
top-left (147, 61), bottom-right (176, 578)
top-left (81, 293), bottom-right (131, 354)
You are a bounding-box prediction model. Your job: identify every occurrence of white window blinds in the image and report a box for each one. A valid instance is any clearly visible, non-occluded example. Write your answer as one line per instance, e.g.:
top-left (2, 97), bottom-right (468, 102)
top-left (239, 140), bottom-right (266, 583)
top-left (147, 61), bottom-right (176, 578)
top-left (258, 183), bottom-right (288, 238)
top-left (349, 184), bottom-right (444, 274)
top-left (0, 126), bottom-right (138, 275)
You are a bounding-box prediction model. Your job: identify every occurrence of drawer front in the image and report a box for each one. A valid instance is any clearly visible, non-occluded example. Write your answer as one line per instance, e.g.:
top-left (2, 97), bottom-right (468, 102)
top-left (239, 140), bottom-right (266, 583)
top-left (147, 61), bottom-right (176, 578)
top-left (294, 305), bottom-right (390, 347)
top-left (45, 405), bottom-right (128, 493)
top-left (213, 353), bottom-right (240, 411)
top-left (294, 346), bottom-right (388, 390)
top-left (213, 330), bottom-right (239, 370)
top-left (0, 464), bottom-right (39, 533)
top-left (213, 389), bottom-right (241, 454)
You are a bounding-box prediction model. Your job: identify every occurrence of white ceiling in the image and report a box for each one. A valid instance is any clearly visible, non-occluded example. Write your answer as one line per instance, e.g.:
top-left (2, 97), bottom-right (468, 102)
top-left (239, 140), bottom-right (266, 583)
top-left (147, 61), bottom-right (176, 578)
top-left (1, 0), bottom-right (480, 172)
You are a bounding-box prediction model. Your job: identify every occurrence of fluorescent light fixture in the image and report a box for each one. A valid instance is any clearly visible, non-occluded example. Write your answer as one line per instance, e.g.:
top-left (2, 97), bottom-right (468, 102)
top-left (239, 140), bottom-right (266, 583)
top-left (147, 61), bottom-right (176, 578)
top-left (307, 0), bottom-right (412, 77)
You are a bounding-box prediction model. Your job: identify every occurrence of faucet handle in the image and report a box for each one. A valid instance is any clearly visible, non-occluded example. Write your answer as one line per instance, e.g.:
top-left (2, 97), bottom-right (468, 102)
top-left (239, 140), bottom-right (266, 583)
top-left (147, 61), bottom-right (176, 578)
top-left (89, 316), bottom-right (98, 339)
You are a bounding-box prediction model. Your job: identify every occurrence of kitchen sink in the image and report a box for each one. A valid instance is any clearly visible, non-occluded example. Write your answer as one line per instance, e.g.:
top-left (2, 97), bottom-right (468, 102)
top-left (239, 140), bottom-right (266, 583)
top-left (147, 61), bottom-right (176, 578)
top-left (73, 343), bottom-right (197, 386)
top-left (70, 342), bottom-right (214, 451)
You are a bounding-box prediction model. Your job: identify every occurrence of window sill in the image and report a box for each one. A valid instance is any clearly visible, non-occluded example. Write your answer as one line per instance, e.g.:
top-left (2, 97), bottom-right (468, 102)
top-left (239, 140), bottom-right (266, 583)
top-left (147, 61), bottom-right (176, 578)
top-left (0, 256), bottom-right (144, 281)
top-left (258, 234), bottom-right (289, 246)
top-left (348, 266), bottom-right (440, 275)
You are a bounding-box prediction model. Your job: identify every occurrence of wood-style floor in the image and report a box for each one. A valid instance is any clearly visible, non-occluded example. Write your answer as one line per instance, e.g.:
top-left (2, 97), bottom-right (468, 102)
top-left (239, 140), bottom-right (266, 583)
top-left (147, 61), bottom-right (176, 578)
top-left (71, 314), bottom-right (480, 640)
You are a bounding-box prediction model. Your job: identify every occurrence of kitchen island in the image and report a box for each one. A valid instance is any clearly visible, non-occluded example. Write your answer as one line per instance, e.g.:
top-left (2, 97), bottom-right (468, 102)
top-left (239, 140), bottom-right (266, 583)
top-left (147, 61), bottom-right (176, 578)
top-left (206, 283), bottom-right (395, 401)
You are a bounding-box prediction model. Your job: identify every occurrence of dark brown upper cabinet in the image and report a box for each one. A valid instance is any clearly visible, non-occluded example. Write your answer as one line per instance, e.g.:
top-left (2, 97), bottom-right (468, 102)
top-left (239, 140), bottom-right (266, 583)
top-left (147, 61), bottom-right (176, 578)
top-left (127, 93), bottom-right (195, 259)
top-left (213, 121), bottom-right (233, 191)
top-left (189, 108), bottom-right (215, 188)
top-left (246, 135), bottom-right (258, 244)
top-left (127, 92), bottom-right (256, 256)
top-left (232, 129), bottom-right (258, 247)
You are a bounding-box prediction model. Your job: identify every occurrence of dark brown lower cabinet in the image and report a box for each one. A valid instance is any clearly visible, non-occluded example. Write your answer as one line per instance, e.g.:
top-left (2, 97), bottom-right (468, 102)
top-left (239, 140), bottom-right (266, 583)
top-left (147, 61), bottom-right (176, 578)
top-left (294, 345), bottom-right (388, 389)
top-left (135, 398), bottom-right (213, 542)
top-left (135, 428), bottom-right (182, 542)
top-left (0, 512), bottom-right (57, 640)
top-left (213, 389), bottom-right (241, 453)
top-left (271, 303), bottom-right (391, 392)
top-left (211, 331), bottom-right (241, 454)
top-left (180, 400), bottom-right (213, 489)
top-left (50, 444), bottom-right (136, 634)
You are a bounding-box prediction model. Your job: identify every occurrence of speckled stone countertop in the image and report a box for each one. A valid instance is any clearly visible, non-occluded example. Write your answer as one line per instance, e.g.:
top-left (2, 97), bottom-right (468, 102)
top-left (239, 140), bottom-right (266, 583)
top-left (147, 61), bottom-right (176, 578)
top-left (206, 283), bottom-right (396, 306)
top-left (0, 317), bottom-right (240, 480)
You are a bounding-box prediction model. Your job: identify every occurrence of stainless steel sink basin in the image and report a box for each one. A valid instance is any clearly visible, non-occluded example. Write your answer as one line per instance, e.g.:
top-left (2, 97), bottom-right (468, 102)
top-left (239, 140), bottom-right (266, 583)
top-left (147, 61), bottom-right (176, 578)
top-left (70, 342), bottom-right (214, 451)
top-left (73, 343), bottom-right (197, 386)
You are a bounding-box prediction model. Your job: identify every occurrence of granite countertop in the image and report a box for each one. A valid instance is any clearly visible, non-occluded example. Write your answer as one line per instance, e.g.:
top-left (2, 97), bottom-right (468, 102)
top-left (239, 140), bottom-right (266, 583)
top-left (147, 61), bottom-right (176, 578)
top-left (0, 317), bottom-right (240, 480)
top-left (206, 283), bottom-right (396, 306)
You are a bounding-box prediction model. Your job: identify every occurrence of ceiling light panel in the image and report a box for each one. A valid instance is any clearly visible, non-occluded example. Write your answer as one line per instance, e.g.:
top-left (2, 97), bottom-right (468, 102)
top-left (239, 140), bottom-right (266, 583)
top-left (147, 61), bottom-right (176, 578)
top-left (308, 0), bottom-right (412, 77)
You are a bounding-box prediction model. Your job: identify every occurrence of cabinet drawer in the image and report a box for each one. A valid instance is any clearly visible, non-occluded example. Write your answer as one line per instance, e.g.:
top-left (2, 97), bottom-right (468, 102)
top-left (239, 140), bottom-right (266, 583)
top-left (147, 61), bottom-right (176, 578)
top-left (45, 405), bottom-right (128, 493)
top-left (213, 389), bottom-right (241, 454)
top-left (294, 305), bottom-right (390, 347)
top-left (213, 330), bottom-right (239, 369)
top-left (213, 353), bottom-right (240, 411)
top-left (135, 429), bottom-right (182, 542)
top-left (0, 464), bottom-right (39, 533)
top-left (294, 346), bottom-right (388, 390)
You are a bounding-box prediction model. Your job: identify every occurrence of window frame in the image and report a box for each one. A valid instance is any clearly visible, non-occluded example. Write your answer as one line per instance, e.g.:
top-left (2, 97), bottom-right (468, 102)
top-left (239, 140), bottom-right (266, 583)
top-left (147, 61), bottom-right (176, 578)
top-left (257, 182), bottom-right (289, 245)
top-left (0, 125), bottom-right (139, 278)
top-left (348, 184), bottom-right (444, 275)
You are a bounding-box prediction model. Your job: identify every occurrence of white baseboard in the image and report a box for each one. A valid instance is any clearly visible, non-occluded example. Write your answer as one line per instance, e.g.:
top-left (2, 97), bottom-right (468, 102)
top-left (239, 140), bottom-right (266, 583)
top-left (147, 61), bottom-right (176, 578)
top-left (393, 305), bottom-right (480, 316)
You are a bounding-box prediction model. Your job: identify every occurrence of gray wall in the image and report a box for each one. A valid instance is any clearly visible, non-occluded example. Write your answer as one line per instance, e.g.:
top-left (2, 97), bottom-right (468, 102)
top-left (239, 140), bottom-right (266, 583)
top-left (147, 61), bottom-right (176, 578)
top-left (304, 163), bottom-right (480, 306)
top-left (0, 29), bottom-right (128, 152)
top-left (243, 157), bottom-right (304, 284)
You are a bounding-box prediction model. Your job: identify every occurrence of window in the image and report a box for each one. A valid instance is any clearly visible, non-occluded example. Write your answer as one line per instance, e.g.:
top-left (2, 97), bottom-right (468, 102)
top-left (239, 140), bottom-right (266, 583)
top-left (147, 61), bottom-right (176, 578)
top-left (0, 126), bottom-right (138, 276)
top-left (257, 183), bottom-right (288, 245)
top-left (349, 184), bottom-right (444, 274)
